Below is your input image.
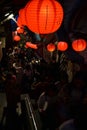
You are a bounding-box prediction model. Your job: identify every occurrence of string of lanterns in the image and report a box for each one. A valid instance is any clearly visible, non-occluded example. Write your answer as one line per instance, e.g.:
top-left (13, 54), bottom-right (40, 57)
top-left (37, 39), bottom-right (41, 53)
top-left (13, 28), bottom-right (87, 52)
top-left (47, 41), bottom-right (68, 52)
top-left (47, 39), bottom-right (87, 52)
top-left (13, 0), bottom-right (87, 52)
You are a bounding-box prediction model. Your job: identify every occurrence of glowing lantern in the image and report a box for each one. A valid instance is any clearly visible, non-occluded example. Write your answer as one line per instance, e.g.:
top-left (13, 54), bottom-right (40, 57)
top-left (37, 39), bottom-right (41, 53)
top-left (16, 27), bottom-right (24, 34)
top-left (25, 0), bottom-right (64, 34)
top-left (47, 43), bottom-right (56, 52)
top-left (13, 35), bottom-right (21, 41)
top-left (57, 41), bottom-right (68, 51)
top-left (26, 42), bottom-right (38, 49)
top-left (72, 39), bottom-right (86, 51)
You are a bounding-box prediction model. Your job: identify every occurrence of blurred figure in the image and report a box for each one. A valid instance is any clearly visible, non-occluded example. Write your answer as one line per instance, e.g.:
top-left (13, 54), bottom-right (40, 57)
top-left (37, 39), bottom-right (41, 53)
top-left (57, 105), bottom-right (87, 130)
top-left (58, 119), bottom-right (75, 130)
top-left (37, 84), bottom-right (58, 130)
top-left (4, 72), bottom-right (21, 130)
top-left (5, 72), bottom-right (17, 108)
top-left (21, 64), bottom-right (33, 93)
top-left (56, 71), bottom-right (70, 124)
top-left (74, 104), bottom-right (87, 130)
top-left (68, 71), bottom-right (87, 118)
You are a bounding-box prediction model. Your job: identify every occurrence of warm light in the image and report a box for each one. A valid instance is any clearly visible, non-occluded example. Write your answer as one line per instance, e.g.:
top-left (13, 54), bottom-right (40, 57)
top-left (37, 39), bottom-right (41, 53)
top-left (13, 35), bottom-right (21, 41)
top-left (72, 39), bottom-right (86, 51)
top-left (47, 43), bottom-right (56, 52)
top-left (16, 27), bottom-right (24, 34)
top-left (25, 44), bottom-right (28, 48)
top-left (26, 42), bottom-right (38, 49)
top-left (57, 41), bottom-right (68, 51)
top-left (25, 0), bottom-right (64, 34)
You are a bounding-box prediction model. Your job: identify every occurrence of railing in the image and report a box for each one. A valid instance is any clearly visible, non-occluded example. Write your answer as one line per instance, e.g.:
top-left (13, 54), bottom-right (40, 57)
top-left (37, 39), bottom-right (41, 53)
top-left (21, 94), bottom-right (41, 130)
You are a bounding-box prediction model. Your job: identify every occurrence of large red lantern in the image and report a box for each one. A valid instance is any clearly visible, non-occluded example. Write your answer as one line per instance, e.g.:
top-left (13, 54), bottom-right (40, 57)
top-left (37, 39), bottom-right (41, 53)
top-left (47, 43), bottom-right (56, 52)
top-left (72, 39), bottom-right (86, 52)
top-left (25, 0), bottom-right (64, 34)
top-left (57, 41), bottom-right (68, 51)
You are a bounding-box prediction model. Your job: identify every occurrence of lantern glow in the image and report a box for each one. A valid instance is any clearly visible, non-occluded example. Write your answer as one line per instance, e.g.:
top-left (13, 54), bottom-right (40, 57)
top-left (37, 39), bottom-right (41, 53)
top-left (47, 43), bottom-right (56, 52)
top-left (26, 42), bottom-right (38, 49)
top-left (13, 35), bottom-right (21, 41)
top-left (25, 44), bottom-right (28, 48)
top-left (57, 41), bottom-right (68, 51)
top-left (17, 27), bottom-right (24, 34)
top-left (25, 0), bottom-right (64, 34)
top-left (72, 39), bottom-right (86, 51)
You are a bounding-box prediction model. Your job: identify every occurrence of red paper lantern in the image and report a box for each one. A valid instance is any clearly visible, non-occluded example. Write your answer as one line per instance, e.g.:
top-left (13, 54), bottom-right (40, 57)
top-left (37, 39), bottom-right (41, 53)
top-left (57, 41), bottom-right (68, 51)
top-left (47, 43), bottom-right (56, 52)
top-left (25, 0), bottom-right (64, 34)
top-left (13, 35), bottom-right (21, 41)
top-left (72, 39), bottom-right (86, 51)
top-left (26, 42), bottom-right (38, 49)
